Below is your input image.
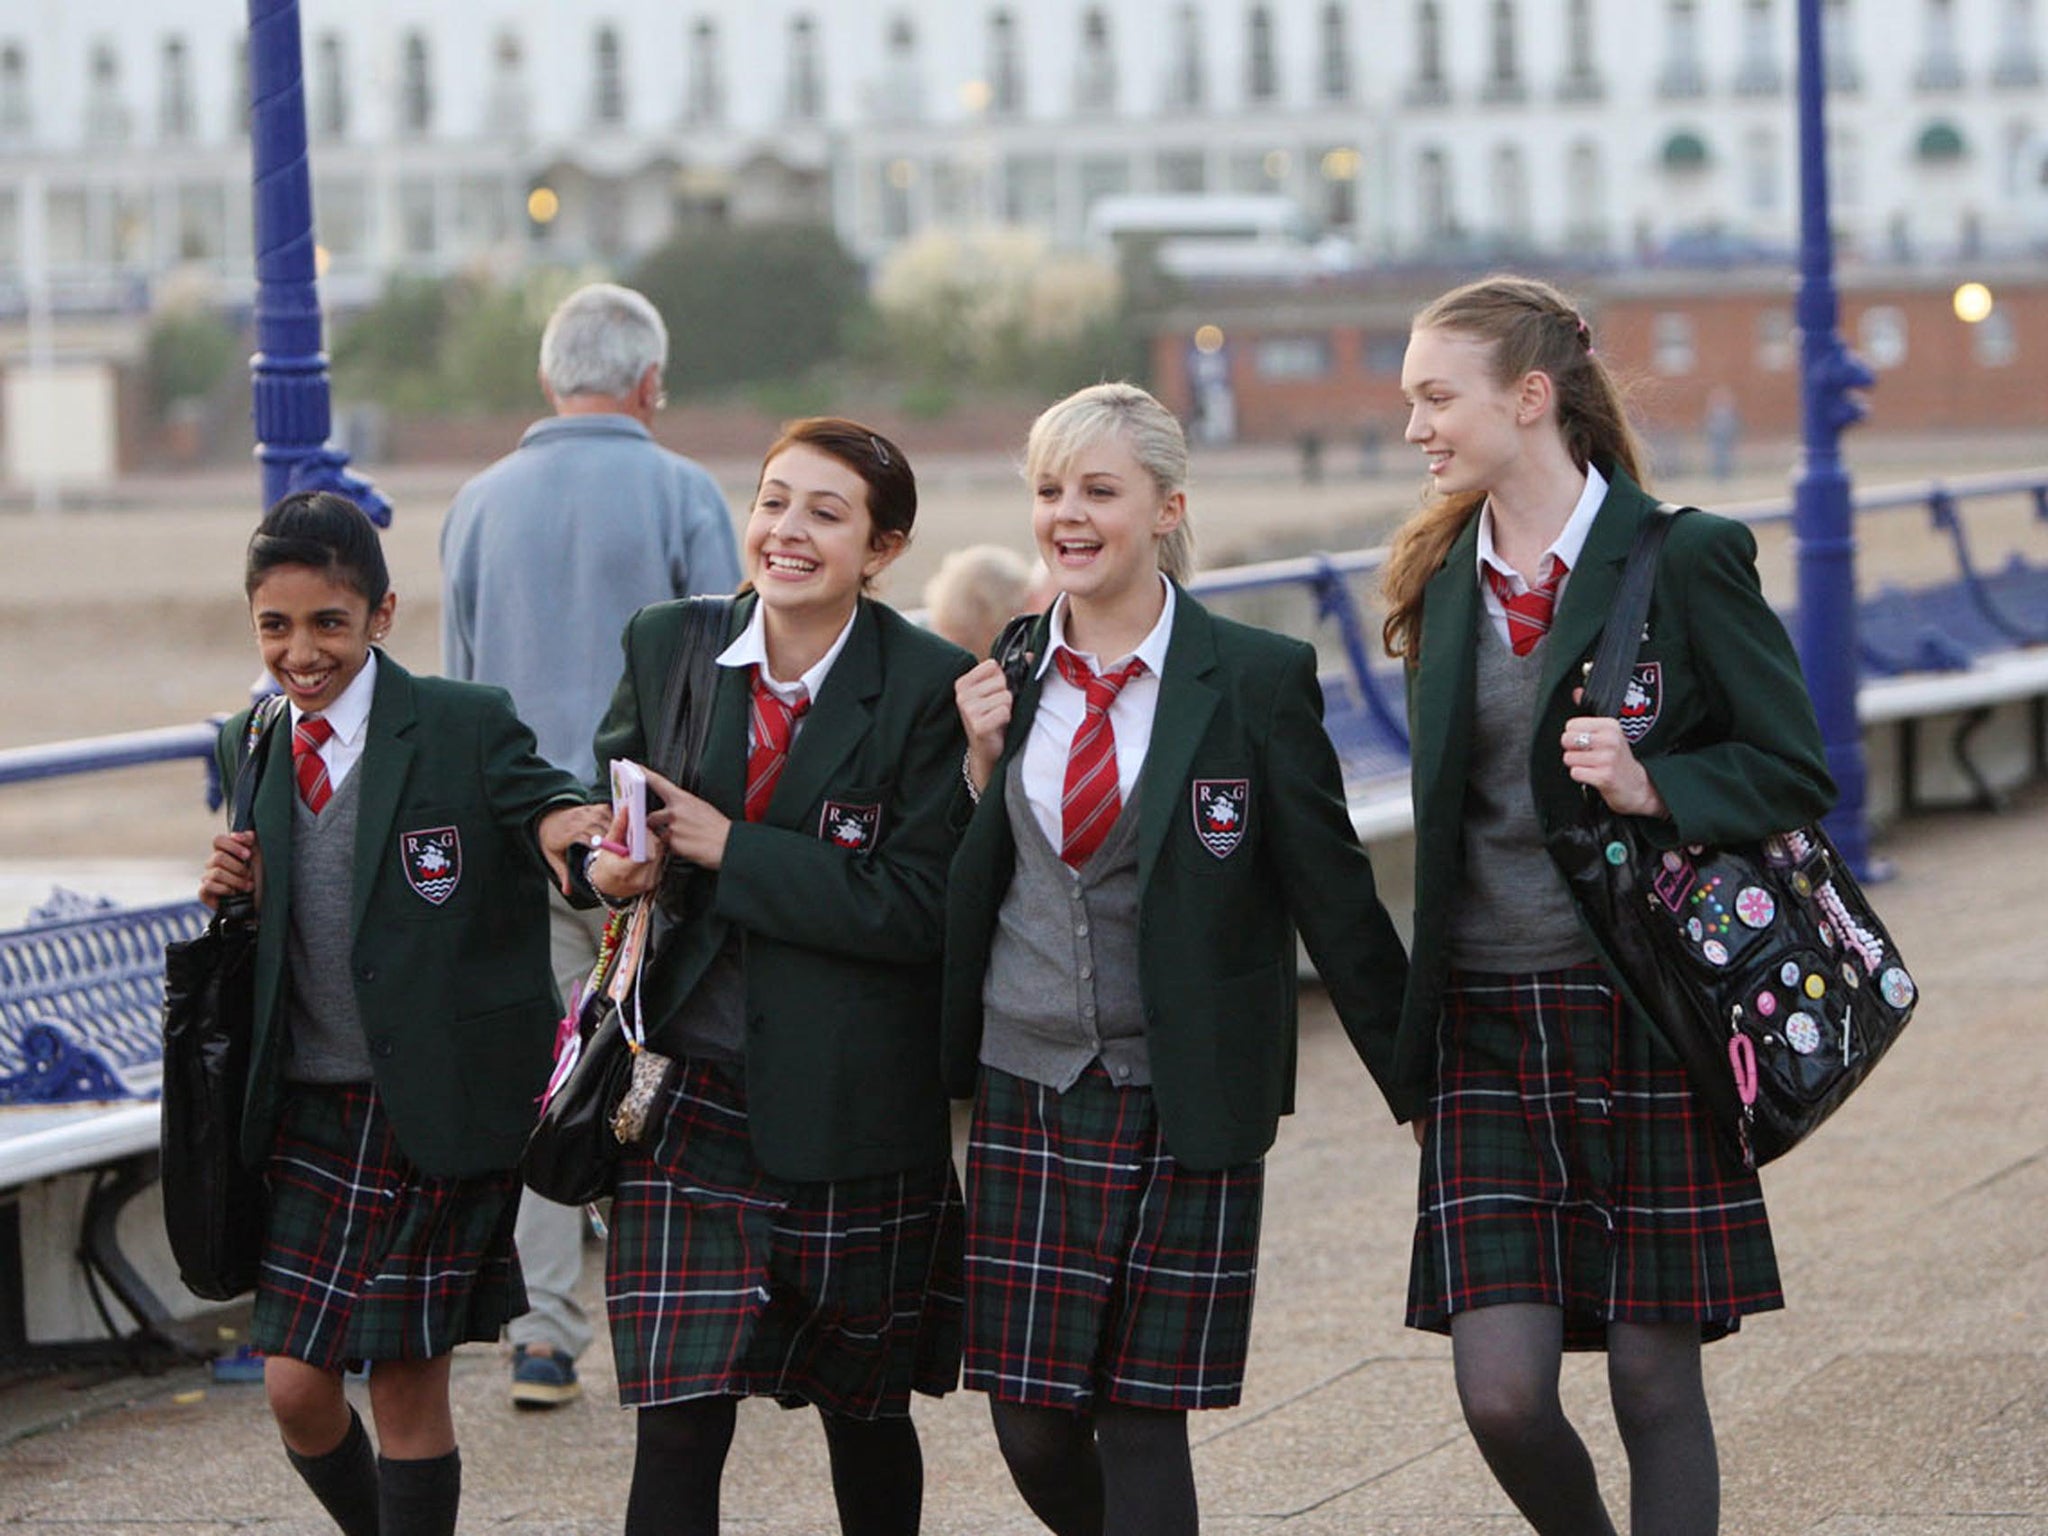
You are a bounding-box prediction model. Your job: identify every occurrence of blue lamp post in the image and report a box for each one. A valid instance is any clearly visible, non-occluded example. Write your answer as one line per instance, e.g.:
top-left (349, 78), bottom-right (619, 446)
top-left (1791, 0), bottom-right (1876, 874)
top-left (246, 0), bottom-right (389, 525)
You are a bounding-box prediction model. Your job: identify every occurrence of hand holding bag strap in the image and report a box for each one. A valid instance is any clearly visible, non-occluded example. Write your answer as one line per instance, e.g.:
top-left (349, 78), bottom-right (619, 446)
top-left (217, 695), bottom-right (287, 922)
top-left (1579, 502), bottom-right (1689, 720)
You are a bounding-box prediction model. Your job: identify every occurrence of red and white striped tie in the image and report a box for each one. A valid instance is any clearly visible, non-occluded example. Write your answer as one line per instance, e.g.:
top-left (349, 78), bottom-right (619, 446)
top-left (1055, 649), bottom-right (1146, 868)
top-left (744, 668), bottom-right (809, 823)
top-left (1484, 556), bottom-right (1570, 656)
top-left (293, 714), bottom-right (335, 814)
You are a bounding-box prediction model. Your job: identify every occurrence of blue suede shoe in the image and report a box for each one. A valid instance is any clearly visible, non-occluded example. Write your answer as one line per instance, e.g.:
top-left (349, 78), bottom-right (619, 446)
top-left (510, 1344), bottom-right (581, 1409)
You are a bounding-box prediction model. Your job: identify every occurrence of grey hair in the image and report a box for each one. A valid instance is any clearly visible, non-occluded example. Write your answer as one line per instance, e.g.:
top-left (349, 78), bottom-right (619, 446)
top-left (1024, 381), bottom-right (1196, 582)
top-left (923, 544), bottom-right (1034, 653)
top-left (538, 283), bottom-right (669, 399)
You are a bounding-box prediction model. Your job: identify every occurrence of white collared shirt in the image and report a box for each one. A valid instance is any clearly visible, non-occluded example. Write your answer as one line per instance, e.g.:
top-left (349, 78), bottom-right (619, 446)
top-left (715, 600), bottom-right (859, 741)
top-left (1019, 575), bottom-right (1177, 850)
top-left (289, 650), bottom-right (377, 793)
top-left (1475, 462), bottom-right (1608, 649)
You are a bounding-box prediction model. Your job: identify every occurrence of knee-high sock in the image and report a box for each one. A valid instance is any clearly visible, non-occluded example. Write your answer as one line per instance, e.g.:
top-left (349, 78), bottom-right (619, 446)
top-left (284, 1406), bottom-right (380, 1536)
top-left (625, 1397), bottom-right (738, 1536)
top-left (376, 1449), bottom-right (459, 1536)
top-left (988, 1400), bottom-right (1104, 1536)
top-left (820, 1410), bottom-right (925, 1536)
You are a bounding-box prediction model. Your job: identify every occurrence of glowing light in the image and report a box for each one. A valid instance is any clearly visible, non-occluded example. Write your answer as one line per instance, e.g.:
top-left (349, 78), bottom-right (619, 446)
top-left (527, 187), bottom-right (561, 225)
top-left (887, 158), bottom-right (917, 190)
top-left (1194, 324), bottom-right (1225, 354)
top-left (1263, 150), bottom-right (1290, 181)
top-left (1952, 282), bottom-right (1994, 324)
top-left (959, 79), bottom-right (992, 113)
top-left (1320, 147), bottom-right (1362, 181)
top-left (313, 244), bottom-right (331, 278)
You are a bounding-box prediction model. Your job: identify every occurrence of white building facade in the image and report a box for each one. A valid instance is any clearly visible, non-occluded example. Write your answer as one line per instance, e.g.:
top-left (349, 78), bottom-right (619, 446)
top-left (0, 0), bottom-right (2042, 312)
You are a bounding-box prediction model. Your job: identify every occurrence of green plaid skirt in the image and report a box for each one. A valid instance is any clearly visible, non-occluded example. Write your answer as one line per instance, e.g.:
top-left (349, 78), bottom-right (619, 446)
top-left (1408, 965), bottom-right (1782, 1351)
top-left (250, 1083), bottom-right (524, 1369)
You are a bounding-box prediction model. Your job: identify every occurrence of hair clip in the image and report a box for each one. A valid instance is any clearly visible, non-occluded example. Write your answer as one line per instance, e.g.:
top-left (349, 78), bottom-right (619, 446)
top-left (1574, 315), bottom-right (1593, 350)
top-left (870, 435), bottom-right (891, 467)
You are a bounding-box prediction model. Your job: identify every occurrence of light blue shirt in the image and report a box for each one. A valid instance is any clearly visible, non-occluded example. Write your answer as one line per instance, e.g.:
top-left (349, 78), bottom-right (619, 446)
top-left (441, 414), bottom-right (742, 782)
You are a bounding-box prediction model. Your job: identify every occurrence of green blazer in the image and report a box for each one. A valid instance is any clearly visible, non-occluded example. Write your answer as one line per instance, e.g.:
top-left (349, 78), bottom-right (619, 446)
top-left (941, 587), bottom-right (1411, 1171)
top-left (218, 654), bottom-right (585, 1179)
top-left (1394, 466), bottom-right (1837, 1109)
top-left (588, 594), bottom-right (972, 1184)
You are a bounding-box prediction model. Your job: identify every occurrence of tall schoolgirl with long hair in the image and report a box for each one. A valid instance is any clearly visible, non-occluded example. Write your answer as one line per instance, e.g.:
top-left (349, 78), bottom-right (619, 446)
top-left (199, 491), bottom-right (598, 1536)
top-left (1383, 275), bottom-right (1836, 1534)
top-left (946, 382), bottom-right (1410, 1536)
top-left (581, 419), bottom-right (970, 1536)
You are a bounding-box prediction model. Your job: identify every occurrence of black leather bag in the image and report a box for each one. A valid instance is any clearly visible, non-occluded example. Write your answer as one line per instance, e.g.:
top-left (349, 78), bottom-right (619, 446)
top-left (1548, 507), bottom-right (1918, 1169)
top-left (160, 696), bottom-right (285, 1301)
top-left (521, 597), bottom-right (728, 1204)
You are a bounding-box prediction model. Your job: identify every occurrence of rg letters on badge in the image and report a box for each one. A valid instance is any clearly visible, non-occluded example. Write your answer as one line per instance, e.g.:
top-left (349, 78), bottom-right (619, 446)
top-left (401, 826), bottom-right (462, 905)
top-left (1192, 779), bottom-right (1249, 859)
top-left (819, 800), bottom-right (881, 853)
top-left (1618, 661), bottom-right (1663, 744)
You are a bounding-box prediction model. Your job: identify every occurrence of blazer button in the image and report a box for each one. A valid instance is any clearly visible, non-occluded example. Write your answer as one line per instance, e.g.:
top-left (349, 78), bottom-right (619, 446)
top-left (371, 1040), bottom-right (395, 1059)
top-left (357, 964), bottom-right (376, 983)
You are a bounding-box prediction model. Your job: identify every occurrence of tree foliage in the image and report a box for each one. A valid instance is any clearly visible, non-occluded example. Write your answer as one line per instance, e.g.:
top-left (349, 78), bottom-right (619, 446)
top-left (143, 310), bottom-right (244, 418)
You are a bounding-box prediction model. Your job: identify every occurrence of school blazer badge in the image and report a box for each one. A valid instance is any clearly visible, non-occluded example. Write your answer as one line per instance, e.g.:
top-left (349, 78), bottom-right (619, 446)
top-left (400, 826), bottom-right (462, 905)
top-left (1192, 779), bottom-right (1249, 858)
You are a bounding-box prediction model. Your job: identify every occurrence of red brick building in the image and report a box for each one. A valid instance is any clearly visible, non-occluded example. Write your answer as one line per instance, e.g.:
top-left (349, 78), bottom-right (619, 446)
top-left (1149, 265), bottom-right (2048, 445)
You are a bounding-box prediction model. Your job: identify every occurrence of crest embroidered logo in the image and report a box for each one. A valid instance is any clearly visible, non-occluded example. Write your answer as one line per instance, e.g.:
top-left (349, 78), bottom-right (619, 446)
top-left (1191, 779), bottom-right (1249, 859)
top-left (819, 800), bottom-right (881, 853)
top-left (1618, 661), bottom-right (1663, 744)
top-left (400, 827), bottom-right (461, 906)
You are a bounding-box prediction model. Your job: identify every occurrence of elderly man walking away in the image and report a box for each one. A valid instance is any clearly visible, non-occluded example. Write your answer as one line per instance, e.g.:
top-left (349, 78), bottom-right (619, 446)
top-left (441, 282), bottom-right (743, 1410)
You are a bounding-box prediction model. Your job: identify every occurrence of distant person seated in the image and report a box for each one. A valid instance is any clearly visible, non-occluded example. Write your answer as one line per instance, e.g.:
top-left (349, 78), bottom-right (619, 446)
top-left (923, 544), bottom-right (1038, 659)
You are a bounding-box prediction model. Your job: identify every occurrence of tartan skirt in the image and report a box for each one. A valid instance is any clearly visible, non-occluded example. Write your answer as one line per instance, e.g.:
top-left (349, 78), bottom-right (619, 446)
top-left (250, 1082), bottom-right (524, 1370)
top-left (1407, 964), bottom-right (1782, 1352)
top-left (604, 1056), bottom-right (964, 1417)
top-left (963, 1064), bottom-right (1265, 1412)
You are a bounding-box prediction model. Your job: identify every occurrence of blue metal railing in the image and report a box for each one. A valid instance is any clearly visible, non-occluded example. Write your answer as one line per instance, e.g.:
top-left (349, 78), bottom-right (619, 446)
top-left (0, 723), bottom-right (222, 805)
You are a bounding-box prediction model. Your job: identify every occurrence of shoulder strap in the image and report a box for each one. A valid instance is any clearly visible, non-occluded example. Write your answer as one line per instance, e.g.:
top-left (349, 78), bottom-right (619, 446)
top-left (991, 611), bottom-right (1040, 693)
top-left (654, 596), bottom-right (733, 792)
top-left (1580, 503), bottom-right (1690, 720)
top-left (227, 694), bottom-right (288, 834)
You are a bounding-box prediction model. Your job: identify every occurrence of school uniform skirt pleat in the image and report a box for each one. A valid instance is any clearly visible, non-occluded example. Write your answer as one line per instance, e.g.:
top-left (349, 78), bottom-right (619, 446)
top-left (1407, 962), bottom-right (1782, 1351)
top-left (251, 1083), bottom-right (524, 1370)
top-left (604, 1056), bottom-right (964, 1417)
top-left (963, 1063), bottom-right (1265, 1412)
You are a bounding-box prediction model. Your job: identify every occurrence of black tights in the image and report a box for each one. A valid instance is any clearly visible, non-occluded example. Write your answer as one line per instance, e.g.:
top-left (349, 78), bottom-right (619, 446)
top-left (624, 1397), bottom-right (924, 1536)
top-left (1450, 1305), bottom-right (1719, 1536)
top-left (988, 1400), bottom-right (1197, 1536)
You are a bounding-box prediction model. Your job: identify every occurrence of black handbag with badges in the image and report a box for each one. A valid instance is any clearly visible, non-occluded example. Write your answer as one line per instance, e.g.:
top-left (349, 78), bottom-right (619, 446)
top-left (522, 597), bottom-right (729, 1205)
top-left (160, 694), bottom-right (286, 1300)
top-left (1548, 505), bottom-right (1918, 1169)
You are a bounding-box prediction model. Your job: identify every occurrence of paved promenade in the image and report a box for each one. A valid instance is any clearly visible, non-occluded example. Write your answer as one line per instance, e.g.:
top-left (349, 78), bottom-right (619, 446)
top-left (3, 788), bottom-right (2044, 1533)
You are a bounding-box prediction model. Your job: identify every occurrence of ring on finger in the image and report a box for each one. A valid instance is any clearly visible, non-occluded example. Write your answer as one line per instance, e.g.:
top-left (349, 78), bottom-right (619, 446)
top-left (1573, 731), bottom-right (1592, 749)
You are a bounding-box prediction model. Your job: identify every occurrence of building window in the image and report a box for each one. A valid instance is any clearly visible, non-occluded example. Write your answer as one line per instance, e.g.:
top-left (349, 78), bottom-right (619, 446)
top-left (399, 178), bottom-right (437, 255)
top-left (1255, 336), bottom-right (1334, 380)
top-left (0, 44), bottom-right (28, 138)
top-left (592, 25), bottom-right (625, 125)
top-left (1319, 144), bottom-right (1360, 226)
top-left (1319, 3), bottom-right (1350, 101)
top-left (1079, 155), bottom-right (1130, 214)
top-left (1736, 0), bottom-right (1782, 94)
top-left (86, 41), bottom-right (130, 143)
top-left (1652, 312), bottom-right (1697, 375)
top-left (400, 32), bottom-right (433, 135)
top-left (1994, 0), bottom-right (2042, 85)
top-left (1003, 152), bottom-right (1057, 224)
top-left (314, 33), bottom-right (347, 138)
top-left (1660, 0), bottom-right (1705, 97)
top-left (1823, 0), bottom-right (1861, 91)
top-left (1418, 145), bottom-right (1454, 246)
top-left (1157, 148), bottom-right (1207, 192)
top-left (988, 10), bottom-right (1023, 116)
top-left (1168, 5), bottom-right (1204, 110)
top-left (1246, 6), bottom-right (1278, 104)
top-left (1566, 140), bottom-right (1606, 250)
top-left (1411, 0), bottom-right (1448, 103)
top-left (1755, 308), bottom-right (1794, 370)
top-left (788, 15), bottom-right (823, 121)
top-left (1828, 126), bottom-right (1861, 208)
top-left (1076, 9), bottom-right (1116, 113)
top-left (1973, 308), bottom-right (2018, 366)
top-left (485, 30), bottom-right (528, 138)
top-left (688, 20), bottom-right (723, 125)
top-left (231, 38), bottom-right (248, 137)
top-left (1857, 306), bottom-right (1907, 369)
top-left (176, 183), bottom-right (225, 261)
top-left (1484, 0), bottom-right (1524, 101)
top-left (1915, 0), bottom-right (1963, 89)
top-left (1744, 127), bottom-right (1778, 212)
top-left (1560, 0), bottom-right (1602, 100)
top-left (1491, 143), bottom-right (1529, 246)
top-left (879, 16), bottom-right (923, 123)
top-left (159, 38), bottom-right (193, 141)
top-left (1364, 334), bottom-right (1408, 374)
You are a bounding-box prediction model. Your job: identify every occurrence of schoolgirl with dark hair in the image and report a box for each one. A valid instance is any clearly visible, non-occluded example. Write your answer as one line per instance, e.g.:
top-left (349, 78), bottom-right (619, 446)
top-left (946, 383), bottom-right (1410, 1536)
top-left (199, 490), bottom-right (601, 1536)
top-left (1384, 275), bottom-right (1836, 1533)
top-left (579, 419), bottom-right (971, 1535)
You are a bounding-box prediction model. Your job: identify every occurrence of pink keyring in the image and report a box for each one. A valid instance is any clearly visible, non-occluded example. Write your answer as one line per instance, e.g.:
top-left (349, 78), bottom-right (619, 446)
top-left (1728, 1034), bottom-right (1759, 1106)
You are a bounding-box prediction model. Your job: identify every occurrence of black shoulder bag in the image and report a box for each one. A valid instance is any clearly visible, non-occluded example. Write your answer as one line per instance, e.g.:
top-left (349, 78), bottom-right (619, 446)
top-left (1548, 507), bottom-right (1918, 1169)
top-left (160, 694), bottom-right (286, 1301)
top-left (522, 597), bottom-right (731, 1206)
